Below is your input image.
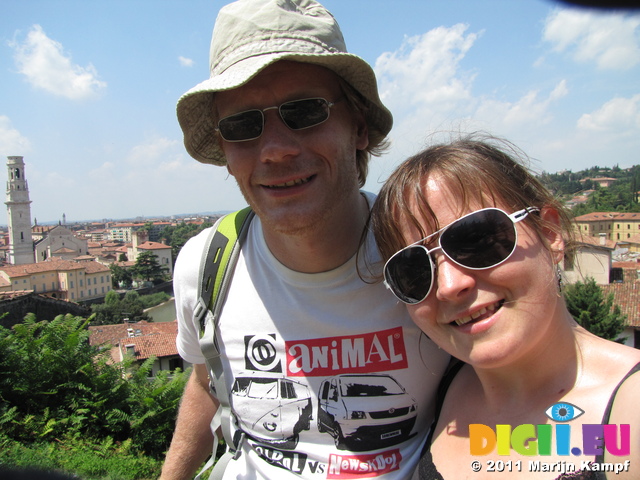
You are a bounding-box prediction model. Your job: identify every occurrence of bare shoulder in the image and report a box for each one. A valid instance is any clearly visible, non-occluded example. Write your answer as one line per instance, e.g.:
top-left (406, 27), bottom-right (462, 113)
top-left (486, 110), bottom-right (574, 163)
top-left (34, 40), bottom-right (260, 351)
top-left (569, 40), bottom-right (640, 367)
top-left (582, 332), bottom-right (640, 374)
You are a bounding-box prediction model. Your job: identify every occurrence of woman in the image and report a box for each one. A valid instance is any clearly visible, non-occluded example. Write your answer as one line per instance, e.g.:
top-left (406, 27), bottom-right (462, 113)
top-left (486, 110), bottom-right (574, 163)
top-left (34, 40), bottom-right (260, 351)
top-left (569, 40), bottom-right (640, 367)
top-left (370, 135), bottom-right (640, 479)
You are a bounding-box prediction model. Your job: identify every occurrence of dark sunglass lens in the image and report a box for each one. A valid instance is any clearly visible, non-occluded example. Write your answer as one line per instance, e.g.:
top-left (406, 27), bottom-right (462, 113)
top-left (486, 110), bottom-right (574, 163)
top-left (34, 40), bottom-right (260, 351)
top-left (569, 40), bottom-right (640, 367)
top-left (218, 110), bottom-right (263, 141)
top-left (385, 247), bottom-right (433, 304)
top-left (280, 99), bottom-right (329, 130)
top-left (441, 210), bottom-right (516, 268)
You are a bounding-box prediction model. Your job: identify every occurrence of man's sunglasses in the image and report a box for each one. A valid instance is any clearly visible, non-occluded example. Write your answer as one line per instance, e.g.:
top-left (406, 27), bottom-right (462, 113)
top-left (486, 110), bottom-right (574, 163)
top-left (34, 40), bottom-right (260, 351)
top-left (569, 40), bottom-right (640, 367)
top-left (383, 207), bottom-right (539, 305)
top-left (215, 97), bottom-right (337, 142)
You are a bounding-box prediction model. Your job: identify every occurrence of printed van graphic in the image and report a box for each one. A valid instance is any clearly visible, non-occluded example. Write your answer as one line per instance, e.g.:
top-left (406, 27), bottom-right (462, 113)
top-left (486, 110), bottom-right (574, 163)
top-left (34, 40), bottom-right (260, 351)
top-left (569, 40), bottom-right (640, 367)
top-left (318, 374), bottom-right (417, 451)
top-left (232, 375), bottom-right (313, 449)
top-left (286, 327), bottom-right (408, 376)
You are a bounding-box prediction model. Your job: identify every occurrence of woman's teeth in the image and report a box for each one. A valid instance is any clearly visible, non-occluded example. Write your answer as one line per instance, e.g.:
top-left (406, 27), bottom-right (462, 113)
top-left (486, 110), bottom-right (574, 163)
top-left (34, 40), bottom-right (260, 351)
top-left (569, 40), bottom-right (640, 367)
top-left (453, 301), bottom-right (503, 326)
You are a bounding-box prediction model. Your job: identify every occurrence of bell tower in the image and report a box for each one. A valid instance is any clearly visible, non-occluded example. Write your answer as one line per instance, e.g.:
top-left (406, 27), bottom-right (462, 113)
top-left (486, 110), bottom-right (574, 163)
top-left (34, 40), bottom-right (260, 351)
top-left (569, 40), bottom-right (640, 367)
top-left (5, 156), bottom-right (34, 265)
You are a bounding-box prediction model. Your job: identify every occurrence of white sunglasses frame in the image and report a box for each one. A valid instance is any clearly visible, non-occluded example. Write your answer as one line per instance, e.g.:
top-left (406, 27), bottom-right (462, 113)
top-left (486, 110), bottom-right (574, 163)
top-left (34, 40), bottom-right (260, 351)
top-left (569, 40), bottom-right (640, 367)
top-left (383, 206), bottom-right (540, 304)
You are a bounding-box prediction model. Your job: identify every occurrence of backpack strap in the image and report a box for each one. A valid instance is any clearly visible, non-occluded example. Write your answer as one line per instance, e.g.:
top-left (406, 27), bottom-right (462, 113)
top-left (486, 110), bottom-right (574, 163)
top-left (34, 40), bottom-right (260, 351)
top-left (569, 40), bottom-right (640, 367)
top-left (193, 207), bottom-right (254, 479)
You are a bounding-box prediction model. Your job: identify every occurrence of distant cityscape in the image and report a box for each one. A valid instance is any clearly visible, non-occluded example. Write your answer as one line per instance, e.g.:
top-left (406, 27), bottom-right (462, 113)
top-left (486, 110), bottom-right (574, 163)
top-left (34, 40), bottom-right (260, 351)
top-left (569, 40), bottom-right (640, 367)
top-left (0, 155), bottom-right (638, 359)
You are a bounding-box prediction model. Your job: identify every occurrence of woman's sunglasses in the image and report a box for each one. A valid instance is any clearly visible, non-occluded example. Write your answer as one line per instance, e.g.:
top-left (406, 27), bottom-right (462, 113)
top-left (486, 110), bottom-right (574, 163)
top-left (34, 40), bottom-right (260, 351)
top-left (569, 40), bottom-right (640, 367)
top-left (383, 207), bottom-right (539, 305)
top-left (215, 97), bottom-right (337, 142)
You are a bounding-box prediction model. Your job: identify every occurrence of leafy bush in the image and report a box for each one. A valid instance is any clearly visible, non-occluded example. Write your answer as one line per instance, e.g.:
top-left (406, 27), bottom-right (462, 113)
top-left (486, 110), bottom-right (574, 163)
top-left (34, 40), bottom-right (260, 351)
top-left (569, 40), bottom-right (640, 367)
top-left (0, 313), bottom-right (189, 474)
top-left (138, 292), bottom-right (171, 309)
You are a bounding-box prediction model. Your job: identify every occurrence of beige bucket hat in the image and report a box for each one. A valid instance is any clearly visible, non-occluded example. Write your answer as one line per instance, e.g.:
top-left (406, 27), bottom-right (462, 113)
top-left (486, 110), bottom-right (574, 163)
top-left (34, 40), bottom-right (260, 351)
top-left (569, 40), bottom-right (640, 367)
top-left (176, 0), bottom-right (393, 166)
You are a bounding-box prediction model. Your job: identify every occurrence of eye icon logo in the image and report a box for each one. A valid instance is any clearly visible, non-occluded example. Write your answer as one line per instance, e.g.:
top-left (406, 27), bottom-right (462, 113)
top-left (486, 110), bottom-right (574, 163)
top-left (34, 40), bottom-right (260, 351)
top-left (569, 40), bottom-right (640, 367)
top-left (545, 402), bottom-right (584, 422)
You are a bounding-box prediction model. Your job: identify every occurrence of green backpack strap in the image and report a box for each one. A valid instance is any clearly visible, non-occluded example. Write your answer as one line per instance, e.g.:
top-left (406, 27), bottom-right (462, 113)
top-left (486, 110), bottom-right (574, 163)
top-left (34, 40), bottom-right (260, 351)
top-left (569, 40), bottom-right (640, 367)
top-left (193, 206), bottom-right (254, 479)
top-left (194, 206), bottom-right (254, 341)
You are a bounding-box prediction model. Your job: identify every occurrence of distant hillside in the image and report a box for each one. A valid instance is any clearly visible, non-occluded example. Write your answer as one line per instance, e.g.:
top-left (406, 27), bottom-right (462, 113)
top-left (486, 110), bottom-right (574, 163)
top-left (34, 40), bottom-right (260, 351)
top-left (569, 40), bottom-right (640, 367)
top-left (538, 164), bottom-right (640, 217)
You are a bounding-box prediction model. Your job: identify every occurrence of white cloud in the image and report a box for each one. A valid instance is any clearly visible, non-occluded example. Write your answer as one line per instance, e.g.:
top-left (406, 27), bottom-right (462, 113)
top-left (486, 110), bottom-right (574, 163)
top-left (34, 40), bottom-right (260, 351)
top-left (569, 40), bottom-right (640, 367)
top-left (543, 10), bottom-right (640, 70)
top-left (10, 24), bottom-right (106, 100)
top-left (0, 116), bottom-right (31, 155)
top-left (178, 56), bottom-right (194, 67)
top-left (475, 80), bottom-right (569, 131)
top-left (577, 94), bottom-right (640, 133)
top-left (125, 136), bottom-right (180, 167)
top-left (375, 24), bottom-right (480, 114)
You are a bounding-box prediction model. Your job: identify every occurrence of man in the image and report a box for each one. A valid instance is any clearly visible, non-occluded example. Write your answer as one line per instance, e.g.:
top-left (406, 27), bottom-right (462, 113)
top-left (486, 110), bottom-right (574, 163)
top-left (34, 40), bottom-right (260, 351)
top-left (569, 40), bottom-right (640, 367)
top-left (161, 1), bottom-right (449, 478)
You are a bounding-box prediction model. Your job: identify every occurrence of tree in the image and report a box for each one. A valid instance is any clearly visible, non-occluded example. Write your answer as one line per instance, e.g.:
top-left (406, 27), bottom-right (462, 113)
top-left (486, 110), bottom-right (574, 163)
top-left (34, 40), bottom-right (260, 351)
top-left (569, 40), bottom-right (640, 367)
top-left (130, 251), bottom-right (166, 282)
top-left (90, 290), bottom-right (149, 325)
top-left (109, 263), bottom-right (133, 289)
top-left (563, 278), bottom-right (627, 342)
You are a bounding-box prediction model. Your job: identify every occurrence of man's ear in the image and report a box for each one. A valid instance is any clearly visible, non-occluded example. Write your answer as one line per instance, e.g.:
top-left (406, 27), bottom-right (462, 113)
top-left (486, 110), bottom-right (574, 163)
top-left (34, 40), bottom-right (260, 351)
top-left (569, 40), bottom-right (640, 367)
top-left (539, 206), bottom-right (565, 264)
top-left (226, 163), bottom-right (234, 177)
top-left (355, 113), bottom-right (369, 151)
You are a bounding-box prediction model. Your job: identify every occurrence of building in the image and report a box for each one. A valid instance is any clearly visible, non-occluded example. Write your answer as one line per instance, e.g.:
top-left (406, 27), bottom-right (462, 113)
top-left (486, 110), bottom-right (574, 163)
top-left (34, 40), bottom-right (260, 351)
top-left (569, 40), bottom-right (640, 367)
top-left (33, 225), bottom-right (89, 262)
top-left (561, 233), bottom-right (640, 348)
top-left (0, 258), bottom-right (112, 301)
top-left (5, 156), bottom-right (34, 265)
top-left (580, 177), bottom-right (617, 188)
top-left (561, 234), bottom-right (616, 285)
top-left (108, 223), bottom-right (145, 243)
top-left (88, 320), bottom-right (186, 376)
top-left (127, 230), bottom-right (173, 276)
top-left (573, 212), bottom-right (640, 242)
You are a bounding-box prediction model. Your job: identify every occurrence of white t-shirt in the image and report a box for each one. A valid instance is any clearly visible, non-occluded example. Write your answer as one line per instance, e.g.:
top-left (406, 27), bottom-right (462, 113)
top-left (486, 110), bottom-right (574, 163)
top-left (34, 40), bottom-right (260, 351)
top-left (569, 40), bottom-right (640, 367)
top-left (174, 195), bottom-right (449, 479)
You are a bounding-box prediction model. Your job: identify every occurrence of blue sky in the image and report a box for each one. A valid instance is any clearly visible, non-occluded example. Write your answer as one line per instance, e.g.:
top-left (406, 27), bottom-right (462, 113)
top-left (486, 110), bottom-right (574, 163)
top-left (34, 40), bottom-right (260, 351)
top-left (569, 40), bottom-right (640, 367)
top-left (1, 0), bottom-right (639, 223)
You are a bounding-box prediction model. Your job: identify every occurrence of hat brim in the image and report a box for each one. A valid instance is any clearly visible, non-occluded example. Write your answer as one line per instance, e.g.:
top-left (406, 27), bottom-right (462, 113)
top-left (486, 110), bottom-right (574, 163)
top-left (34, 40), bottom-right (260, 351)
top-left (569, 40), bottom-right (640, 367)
top-left (177, 52), bottom-right (392, 165)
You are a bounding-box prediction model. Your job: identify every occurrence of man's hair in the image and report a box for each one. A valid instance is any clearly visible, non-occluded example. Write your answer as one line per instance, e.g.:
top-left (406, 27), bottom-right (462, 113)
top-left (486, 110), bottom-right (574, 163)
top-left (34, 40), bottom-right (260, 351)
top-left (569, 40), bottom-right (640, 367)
top-left (338, 78), bottom-right (390, 187)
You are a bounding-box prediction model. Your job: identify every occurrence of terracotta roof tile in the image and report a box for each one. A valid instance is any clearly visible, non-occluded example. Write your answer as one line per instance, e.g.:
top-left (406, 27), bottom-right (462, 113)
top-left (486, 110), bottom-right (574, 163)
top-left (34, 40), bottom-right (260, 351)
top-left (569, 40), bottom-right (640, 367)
top-left (89, 320), bottom-right (178, 347)
top-left (136, 241), bottom-right (171, 250)
top-left (601, 282), bottom-right (640, 327)
top-left (120, 333), bottom-right (178, 359)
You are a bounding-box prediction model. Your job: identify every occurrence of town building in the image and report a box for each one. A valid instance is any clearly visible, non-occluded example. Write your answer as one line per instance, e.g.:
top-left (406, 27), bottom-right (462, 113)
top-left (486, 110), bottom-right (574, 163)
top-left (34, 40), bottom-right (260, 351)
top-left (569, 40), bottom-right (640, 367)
top-left (127, 230), bottom-right (173, 276)
top-left (33, 225), bottom-right (89, 262)
top-left (573, 211), bottom-right (640, 241)
top-left (88, 320), bottom-right (185, 376)
top-left (0, 258), bottom-right (112, 301)
top-left (5, 156), bottom-right (34, 265)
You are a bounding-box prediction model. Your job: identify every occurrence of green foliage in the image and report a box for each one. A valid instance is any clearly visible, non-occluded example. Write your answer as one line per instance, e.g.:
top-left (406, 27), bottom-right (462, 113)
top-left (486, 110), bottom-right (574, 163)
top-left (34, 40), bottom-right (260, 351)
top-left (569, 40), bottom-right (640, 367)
top-left (127, 360), bottom-right (190, 458)
top-left (0, 313), bottom-right (190, 473)
top-left (564, 278), bottom-right (627, 341)
top-left (0, 434), bottom-right (163, 479)
top-left (540, 165), bottom-right (640, 216)
top-left (0, 314), bottom-right (131, 442)
top-left (130, 251), bottom-right (167, 282)
top-left (90, 291), bottom-right (171, 326)
top-left (161, 220), bottom-right (214, 259)
top-left (137, 291), bottom-right (171, 309)
top-left (110, 263), bottom-right (133, 289)
top-left (91, 290), bottom-right (150, 325)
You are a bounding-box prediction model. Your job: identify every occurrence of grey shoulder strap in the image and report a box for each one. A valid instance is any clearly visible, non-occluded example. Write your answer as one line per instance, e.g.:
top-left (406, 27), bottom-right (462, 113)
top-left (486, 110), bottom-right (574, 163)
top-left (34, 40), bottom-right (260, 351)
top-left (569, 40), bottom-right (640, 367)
top-left (193, 207), bottom-right (254, 479)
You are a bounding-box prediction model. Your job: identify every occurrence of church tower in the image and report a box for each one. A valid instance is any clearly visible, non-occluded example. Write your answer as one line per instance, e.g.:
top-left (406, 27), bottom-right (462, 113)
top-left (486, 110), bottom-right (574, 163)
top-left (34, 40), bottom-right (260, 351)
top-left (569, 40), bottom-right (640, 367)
top-left (5, 156), bottom-right (34, 265)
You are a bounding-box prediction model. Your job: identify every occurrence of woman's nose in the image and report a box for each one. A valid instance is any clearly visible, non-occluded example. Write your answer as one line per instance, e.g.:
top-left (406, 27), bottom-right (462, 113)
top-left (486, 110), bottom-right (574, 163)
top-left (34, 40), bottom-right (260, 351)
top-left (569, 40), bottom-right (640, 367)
top-left (434, 255), bottom-right (477, 302)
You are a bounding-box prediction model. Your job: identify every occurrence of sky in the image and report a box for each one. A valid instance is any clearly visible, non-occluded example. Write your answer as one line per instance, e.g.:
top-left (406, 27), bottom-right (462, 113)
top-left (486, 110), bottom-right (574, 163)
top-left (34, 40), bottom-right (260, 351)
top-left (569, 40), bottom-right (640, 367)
top-left (1, 1), bottom-right (639, 224)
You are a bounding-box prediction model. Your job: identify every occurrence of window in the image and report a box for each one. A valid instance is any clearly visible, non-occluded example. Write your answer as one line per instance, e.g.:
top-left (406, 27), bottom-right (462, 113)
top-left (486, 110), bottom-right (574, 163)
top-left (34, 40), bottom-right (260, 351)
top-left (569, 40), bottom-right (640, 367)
top-left (70, 281), bottom-right (74, 288)
top-left (563, 252), bottom-right (575, 272)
